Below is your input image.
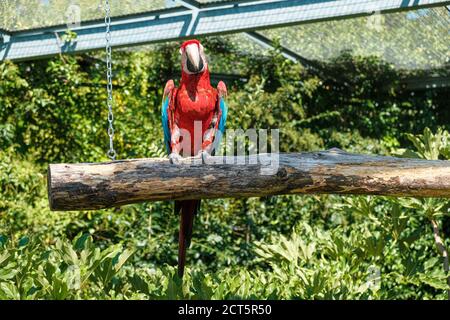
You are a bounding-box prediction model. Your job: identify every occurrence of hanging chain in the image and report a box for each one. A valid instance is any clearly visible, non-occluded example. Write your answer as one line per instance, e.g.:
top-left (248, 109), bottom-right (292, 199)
top-left (104, 0), bottom-right (117, 160)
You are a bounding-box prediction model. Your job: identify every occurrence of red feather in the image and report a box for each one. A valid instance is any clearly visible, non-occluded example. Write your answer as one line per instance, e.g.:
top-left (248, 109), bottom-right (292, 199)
top-left (180, 39), bottom-right (201, 50)
top-left (173, 59), bottom-right (218, 155)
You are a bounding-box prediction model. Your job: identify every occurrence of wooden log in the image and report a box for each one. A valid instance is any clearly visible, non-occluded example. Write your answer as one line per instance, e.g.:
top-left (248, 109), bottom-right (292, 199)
top-left (47, 149), bottom-right (450, 211)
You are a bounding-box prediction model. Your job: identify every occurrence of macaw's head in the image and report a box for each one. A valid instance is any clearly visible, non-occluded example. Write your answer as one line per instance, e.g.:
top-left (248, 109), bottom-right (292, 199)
top-left (179, 39), bottom-right (208, 75)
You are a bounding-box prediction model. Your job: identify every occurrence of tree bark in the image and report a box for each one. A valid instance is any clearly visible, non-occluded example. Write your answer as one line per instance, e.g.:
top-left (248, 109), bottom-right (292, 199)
top-left (47, 149), bottom-right (450, 211)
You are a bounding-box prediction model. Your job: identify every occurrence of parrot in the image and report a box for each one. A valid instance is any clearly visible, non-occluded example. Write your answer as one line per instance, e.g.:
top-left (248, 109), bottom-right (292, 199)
top-left (161, 39), bottom-right (228, 278)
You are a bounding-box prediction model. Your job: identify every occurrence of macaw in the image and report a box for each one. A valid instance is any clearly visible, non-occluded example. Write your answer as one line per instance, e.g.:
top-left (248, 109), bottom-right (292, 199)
top-left (161, 39), bottom-right (228, 278)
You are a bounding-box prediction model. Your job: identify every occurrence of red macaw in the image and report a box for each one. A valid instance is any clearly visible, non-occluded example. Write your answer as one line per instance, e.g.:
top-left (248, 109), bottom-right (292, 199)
top-left (161, 39), bottom-right (228, 278)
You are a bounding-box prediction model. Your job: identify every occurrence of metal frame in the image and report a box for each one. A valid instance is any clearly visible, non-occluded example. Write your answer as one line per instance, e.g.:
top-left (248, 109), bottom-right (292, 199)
top-left (402, 75), bottom-right (450, 91)
top-left (1, 0), bottom-right (449, 62)
top-left (177, 0), bottom-right (314, 65)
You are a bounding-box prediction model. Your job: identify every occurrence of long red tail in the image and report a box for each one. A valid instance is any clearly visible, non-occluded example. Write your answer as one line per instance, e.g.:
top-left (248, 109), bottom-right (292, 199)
top-left (175, 199), bottom-right (200, 278)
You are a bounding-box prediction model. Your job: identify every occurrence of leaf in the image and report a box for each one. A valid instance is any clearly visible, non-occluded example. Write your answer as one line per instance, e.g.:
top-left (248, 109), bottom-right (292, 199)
top-left (424, 257), bottom-right (440, 271)
top-left (419, 275), bottom-right (449, 290)
top-left (61, 242), bottom-right (79, 265)
top-left (165, 272), bottom-right (183, 300)
top-left (73, 233), bottom-right (90, 251)
top-left (18, 236), bottom-right (29, 247)
top-left (192, 274), bottom-right (214, 300)
top-left (0, 262), bottom-right (17, 280)
top-left (0, 282), bottom-right (20, 300)
top-left (0, 235), bottom-right (7, 247)
top-left (130, 274), bottom-right (149, 295)
top-left (399, 228), bottom-right (422, 249)
top-left (113, 249), bottom-right (134, 272)
top-left (392, 148), bottom-right (420, 159)
top-left (0, 252), bottom-right (10, 265)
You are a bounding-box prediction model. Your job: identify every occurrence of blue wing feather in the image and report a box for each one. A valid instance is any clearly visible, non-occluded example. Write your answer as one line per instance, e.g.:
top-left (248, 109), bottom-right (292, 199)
top-left (214, 97), bottom-right (228, 151)
top-left (161, 96), bottom-right (171, 154)
top-left (218, 97), bottom-right (228, 134)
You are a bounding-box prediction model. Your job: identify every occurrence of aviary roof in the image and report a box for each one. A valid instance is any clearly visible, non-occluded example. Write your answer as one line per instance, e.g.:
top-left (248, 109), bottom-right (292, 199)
top-left (262, 6), bottom-right (450, 70)
top-left (0, 0), bottom-right (449, 70)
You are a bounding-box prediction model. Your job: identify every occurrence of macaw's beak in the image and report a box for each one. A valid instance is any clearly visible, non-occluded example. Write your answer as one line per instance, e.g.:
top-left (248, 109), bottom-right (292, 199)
top-left (185, 44), bottom-right (204, 73)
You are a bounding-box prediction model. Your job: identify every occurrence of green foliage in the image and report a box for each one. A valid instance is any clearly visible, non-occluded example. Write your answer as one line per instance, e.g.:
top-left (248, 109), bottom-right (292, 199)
top-left (0, 38), bottom-right (449, 299)
top-left (0, 234), bottom-right (132, 299)
top-left (405, 128), bottom-right (449, 160)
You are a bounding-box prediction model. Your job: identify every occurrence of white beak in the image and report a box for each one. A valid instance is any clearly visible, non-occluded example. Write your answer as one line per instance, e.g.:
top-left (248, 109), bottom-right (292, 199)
top-left (185, 44), bottom-right (200, 70)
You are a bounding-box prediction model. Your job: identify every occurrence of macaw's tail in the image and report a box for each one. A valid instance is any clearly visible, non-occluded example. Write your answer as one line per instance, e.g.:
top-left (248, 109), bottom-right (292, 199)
top-left (175, 199), bottom-right (200, 278)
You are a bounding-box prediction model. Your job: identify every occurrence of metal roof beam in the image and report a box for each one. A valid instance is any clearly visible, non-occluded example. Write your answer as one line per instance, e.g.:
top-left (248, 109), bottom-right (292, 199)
top-left (244, 31), bottom-right (314, 65)
top-left (1, 0), bottom-right (449, 62)
top-left (178, 0), bottom-right (316, 66)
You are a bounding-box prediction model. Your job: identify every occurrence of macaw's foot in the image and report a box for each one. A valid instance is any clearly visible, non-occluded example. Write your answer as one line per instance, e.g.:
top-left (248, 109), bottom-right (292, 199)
top-left (198, 150), bottom-right (210, 164)
top-left (169, 152), bottom-right (182, 164)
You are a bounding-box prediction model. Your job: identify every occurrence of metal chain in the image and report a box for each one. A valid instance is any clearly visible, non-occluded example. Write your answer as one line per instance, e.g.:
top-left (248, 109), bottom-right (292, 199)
top-left (104, 0), bottom-right (116, 160)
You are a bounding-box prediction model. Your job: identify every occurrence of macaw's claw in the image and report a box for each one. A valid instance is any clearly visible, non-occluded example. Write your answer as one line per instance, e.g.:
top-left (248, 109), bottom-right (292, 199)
top-left (169, 152), bottom-right (182, 164)
top-left (198, 150), bottom-right (210, 164)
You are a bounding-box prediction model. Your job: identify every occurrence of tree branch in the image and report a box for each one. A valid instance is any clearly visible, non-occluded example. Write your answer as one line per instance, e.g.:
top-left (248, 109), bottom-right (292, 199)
top-left (47, 149), bottom-right (450, 211)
